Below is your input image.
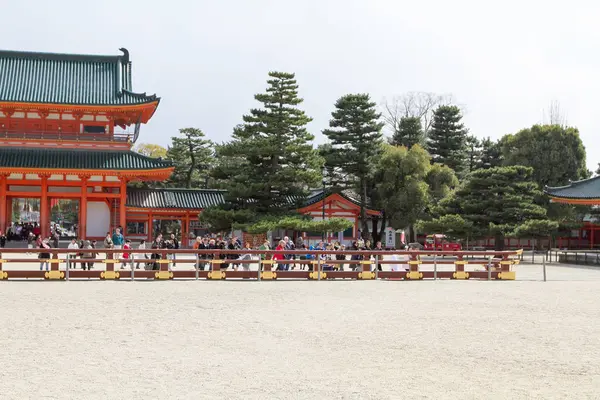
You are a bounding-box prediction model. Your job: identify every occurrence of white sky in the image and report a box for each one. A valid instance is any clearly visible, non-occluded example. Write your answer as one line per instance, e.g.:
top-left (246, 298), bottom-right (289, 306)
top-left (1, 0), bottom-right (598, 171)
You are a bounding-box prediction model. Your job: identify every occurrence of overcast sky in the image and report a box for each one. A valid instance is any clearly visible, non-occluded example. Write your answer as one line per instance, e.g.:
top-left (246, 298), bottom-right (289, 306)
top-left (2, 0), bottom-right (598, 172)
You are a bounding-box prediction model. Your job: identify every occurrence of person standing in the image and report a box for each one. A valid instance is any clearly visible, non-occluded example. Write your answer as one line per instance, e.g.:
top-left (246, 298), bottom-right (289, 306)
top-left (274, 240), bottom-right (286, 271)
top-left (39, 238), bottom-right (51, 271)
top-left (26, 232), bottom-right (35, 254)
top-left (112, 228), bottom-right (124, 262)
top-left (67, 238), bottom-right (79, 270)
top-left (0, 230), bottom-right (6, 248)
top-left (121, 239), bottom-right (133, 269)
top-left (51, 227), bottom-right (60, 249)
top-left (372, 240), bottom-right (384, 271)
top-left (136, 240), bottom-right (149, 269)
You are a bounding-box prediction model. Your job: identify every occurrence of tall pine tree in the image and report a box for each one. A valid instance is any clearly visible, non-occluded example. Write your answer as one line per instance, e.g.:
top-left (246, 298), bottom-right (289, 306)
top-left (426, 105), bottom-right (468, 176)
top-left (212, 71), bottom-right (320, 217)
top-left (321, 93), bottom-right (384, 238)
top-left (477, 137), bottom-right (502, 169)
top-left (389, 116), bottom-right (424, 148)
top-left (465, 135), bottom-right (481, 174)
top-left (166, 128), bottom-right (214, 188)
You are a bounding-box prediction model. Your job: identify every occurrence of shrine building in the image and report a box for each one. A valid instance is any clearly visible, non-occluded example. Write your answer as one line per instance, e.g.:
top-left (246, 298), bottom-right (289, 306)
top-left (544, 177), bottom-right (600, 249)
top-left (0, 48), bottom-right (377, 245)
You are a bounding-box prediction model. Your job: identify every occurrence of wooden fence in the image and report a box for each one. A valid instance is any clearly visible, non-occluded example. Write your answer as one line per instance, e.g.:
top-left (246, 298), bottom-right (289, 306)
top-left (0, 248), bottom-right (523, 281)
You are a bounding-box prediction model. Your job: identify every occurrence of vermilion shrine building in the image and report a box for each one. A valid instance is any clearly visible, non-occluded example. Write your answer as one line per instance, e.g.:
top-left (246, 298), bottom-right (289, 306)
top-left (0, 48), bottom-right (376, 245)
top-left (544, 178), bottom-right (600, 249)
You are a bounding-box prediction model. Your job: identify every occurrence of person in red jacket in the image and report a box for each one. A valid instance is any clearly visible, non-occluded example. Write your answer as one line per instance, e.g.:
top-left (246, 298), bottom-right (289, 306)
top-left (274, 240), bottom-right (286, 271)
top-left (121, 239), bottom-right (132, 269)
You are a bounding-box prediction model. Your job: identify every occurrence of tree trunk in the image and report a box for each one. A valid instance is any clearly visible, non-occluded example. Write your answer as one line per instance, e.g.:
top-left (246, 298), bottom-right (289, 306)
top-left (359, 179), bottom-right (369, 240)
top-left (494, 234), bottom-right (505, 251)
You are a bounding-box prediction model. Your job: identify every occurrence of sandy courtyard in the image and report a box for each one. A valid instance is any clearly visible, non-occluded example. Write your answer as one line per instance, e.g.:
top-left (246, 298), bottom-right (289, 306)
top-left (1, 263), bottom-right (599, 399)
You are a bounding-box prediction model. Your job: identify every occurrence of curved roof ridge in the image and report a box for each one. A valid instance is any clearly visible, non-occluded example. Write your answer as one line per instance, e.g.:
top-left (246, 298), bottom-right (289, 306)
top-left (129, 188), bottom-right (226, 193)
top-left (121, 89), bottom-right (158, 101)
top-left (0, 48), bottom-right (125, 62)
top-left (545, 175), bottom-right (600, 190)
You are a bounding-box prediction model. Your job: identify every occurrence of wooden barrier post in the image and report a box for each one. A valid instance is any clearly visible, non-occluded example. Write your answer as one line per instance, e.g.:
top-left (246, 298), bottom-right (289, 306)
top-left (208, 259), bottom-right (225, 280)
top-left (260, 259), bottom-right (276, 280)
top-left (358, 258), bottom-right (374, 280)
top-left (0, 252), bottom-right (6, 280)
top-left (101, 249), bottom-right (120, 280)
top-left (405, 253), bottom-right (422, 280)
top-left (309, 256), bottom-right (325, 280)
top-left (45, 250), bottom-right (65, 280)
top-left (543, 255), bottom-right (547, 282)
top-left (497, 251), bottom-right (518, 280)
top-left (433, 255), bottom-right (437, 280)
top-left (453, 254), bottom-right (469, 280)
top-left (155, 252), bottom-right (173, 280)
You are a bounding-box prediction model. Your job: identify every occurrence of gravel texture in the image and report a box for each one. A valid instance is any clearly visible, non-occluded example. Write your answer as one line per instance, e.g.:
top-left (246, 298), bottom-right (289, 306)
top-left (0, 260), bottom-right (599, 399)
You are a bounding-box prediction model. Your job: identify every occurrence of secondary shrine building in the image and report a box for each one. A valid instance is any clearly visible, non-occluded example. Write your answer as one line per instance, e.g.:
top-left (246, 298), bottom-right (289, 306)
top-left (0, 48), bottom-right (376, 244)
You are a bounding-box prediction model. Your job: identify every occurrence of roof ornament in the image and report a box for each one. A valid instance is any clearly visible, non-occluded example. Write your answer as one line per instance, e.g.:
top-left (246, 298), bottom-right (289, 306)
top-left (119, 48), bottom-right (130, 64)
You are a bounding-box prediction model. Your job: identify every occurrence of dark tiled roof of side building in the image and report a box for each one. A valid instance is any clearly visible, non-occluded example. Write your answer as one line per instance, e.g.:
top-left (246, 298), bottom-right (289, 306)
top-left (0, 48), bottom-right (158, 106)
top-left (127, 188), bottom-right (226, 210)
top-left (544, 176), bottom-right (600, 200)
top-left (0, 147), bottom-right (172, 170)
top-left (126, 188), bottom-right (374, 210)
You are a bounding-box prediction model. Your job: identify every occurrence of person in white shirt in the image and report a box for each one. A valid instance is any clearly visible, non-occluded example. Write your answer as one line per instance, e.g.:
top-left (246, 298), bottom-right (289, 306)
top-left (135, 240), bottom-right (150, 269)
top-left (67, 238), bottom-right (79, 269)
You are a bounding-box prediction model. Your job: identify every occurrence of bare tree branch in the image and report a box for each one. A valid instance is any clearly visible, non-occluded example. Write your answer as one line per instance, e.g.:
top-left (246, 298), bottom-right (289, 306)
top-left (542, 100), bottom-right (568, 127)
top-left (381, 92), bottom-right (455, 136)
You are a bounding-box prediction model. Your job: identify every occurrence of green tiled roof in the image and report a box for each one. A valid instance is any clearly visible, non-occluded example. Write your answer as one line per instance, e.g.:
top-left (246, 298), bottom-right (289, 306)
top-left (126, 188), bottom-right (379, 211)
top-left (0, 48), bottom-right (158, 106)
top-left (544, 177), bottom-right (600, 199)
top-left (0, 148), bottom-right (172, 170)
top-left (127, 189), bottom-right (226, 210)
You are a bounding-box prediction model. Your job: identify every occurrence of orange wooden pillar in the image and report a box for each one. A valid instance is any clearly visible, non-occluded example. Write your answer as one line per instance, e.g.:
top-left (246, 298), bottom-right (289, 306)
top-left (147, 211), bottom-right (153, 242)
top-left (80, 176), bottom-right (88, 240)
top-left (119, 178), bottom-right (127, 230)
top-left (6, 197), bottom-right (12, 231)
top-left (182, 212), bottom-right (189, 248)
top-left (40, 174), bottom-right (49, 239)
top-left (0, 174), bottom-right (7, 232)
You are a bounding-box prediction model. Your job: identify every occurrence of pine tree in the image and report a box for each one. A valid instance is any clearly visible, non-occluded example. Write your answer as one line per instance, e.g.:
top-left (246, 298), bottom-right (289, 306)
top-left (213, 71), bottom-right (320, 216)
top-left (477, 137), bottom-right (502, 169)
top-left (166, 128), bottom-right (214, 188)
top-left (465, 135), bottom-right (481, 173)
top-left (426, 105), bottom-right (468, 176)
top-left (422, 166), bottom-right (556, 250)
top-left (321, 93), bottom-right (384, 237)
top-left (389, 116), bottom-right (424, 148)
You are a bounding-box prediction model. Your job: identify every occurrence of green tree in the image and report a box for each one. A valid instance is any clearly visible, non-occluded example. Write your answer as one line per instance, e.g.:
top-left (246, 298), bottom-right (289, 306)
top-left (374, 144), bottom-right (458, 242)
top-left (422, 166), bottom-right (553, 250)
top-left (415, 214), bottom-right (474, 243)
top-left (375, 144), bottom-right (430, 232)
top-left (501, 124), bottom-right (587, 188)
top-left (204, 71), bottom-right (320, 231)
top-left (426, 105), bottom-right (469, 176)
top-left (513, 219), bottom-right (559, 250)
top-left (321, 93), bottom-right (384, 239)
top-left (166, 128), bottom-right (214, 189)
top-left (389, 116), bottom-right (424, 148)
top-left (465, 135), bottom-right (481, 174)
top-left (426, 163), bottom-right (459, 204)
top-left (134, 143), bottom-right (168, 159)
top-left (477, 137), bottom-right (502, 169)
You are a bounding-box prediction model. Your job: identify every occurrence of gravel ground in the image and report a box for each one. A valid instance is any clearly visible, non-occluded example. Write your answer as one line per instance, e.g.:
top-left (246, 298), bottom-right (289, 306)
top-left (0, 259), bottom-right (599, 399)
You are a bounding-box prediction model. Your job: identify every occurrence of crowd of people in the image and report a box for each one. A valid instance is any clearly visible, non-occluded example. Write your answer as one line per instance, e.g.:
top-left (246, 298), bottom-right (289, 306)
top-left (1, 225), bottom-right (412, 272)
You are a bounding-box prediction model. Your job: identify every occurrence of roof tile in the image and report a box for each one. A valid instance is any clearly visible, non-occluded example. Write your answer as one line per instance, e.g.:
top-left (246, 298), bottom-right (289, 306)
top-left (0, 48), bottom-right (157, 106)
top-left (0, 148), bottom-right (171, 170)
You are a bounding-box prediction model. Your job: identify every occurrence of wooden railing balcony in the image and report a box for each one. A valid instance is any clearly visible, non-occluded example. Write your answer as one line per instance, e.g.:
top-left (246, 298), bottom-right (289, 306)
top-left (0, 130), bottom-right (134, 143)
